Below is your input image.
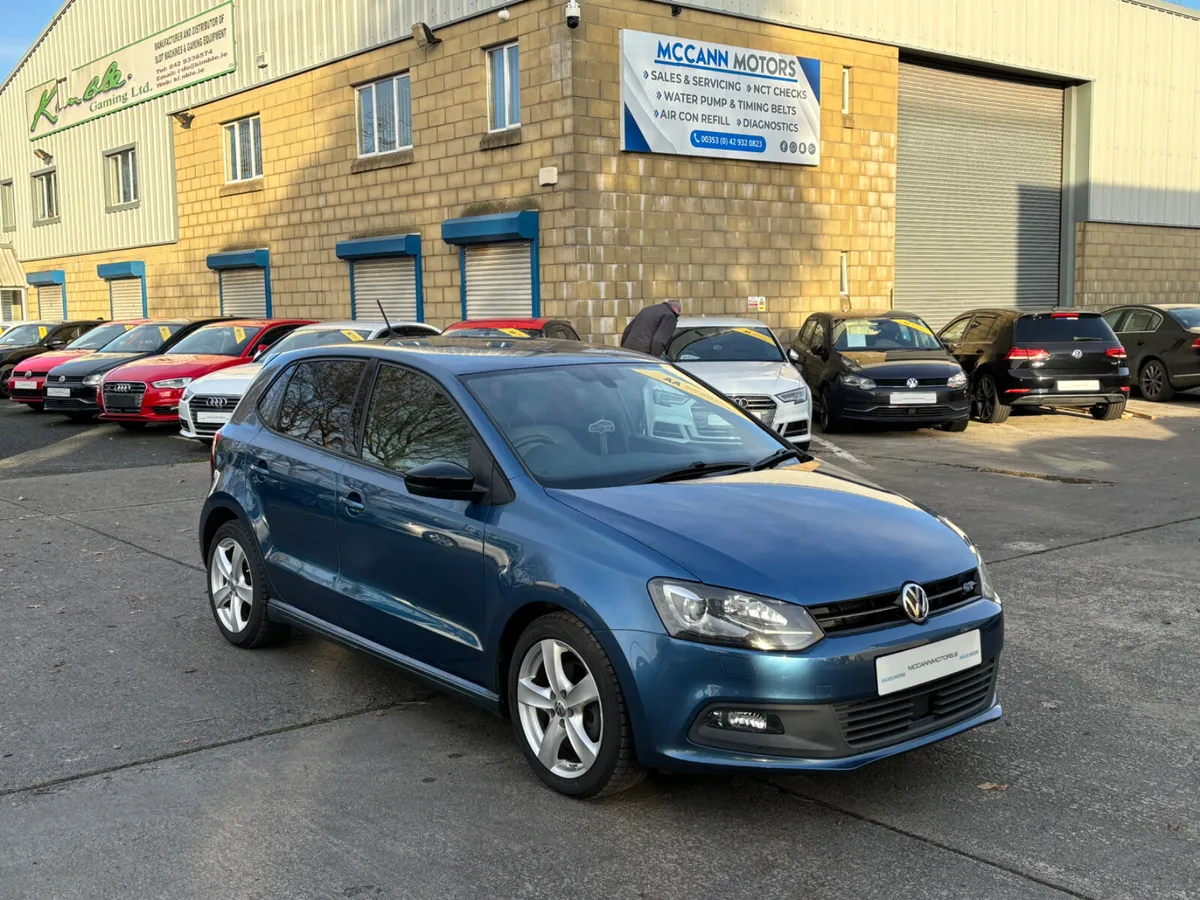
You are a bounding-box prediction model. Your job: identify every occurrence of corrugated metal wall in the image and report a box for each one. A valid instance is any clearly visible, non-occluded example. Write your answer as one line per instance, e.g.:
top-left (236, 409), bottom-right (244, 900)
top-left (653, 0), bottom-right (1200, 228)
top-left (0, 0), bottom-right (510, 263)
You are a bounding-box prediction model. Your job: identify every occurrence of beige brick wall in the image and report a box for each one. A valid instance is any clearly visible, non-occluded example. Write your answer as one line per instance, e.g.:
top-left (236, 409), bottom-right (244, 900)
top-left (21, 245), bottom-right (173, 321)
top-left (1075, 221), bottom-right (1200, 311)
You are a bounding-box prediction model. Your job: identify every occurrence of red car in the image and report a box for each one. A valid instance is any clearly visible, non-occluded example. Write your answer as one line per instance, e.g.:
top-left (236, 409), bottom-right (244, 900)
top-left (6, 319), bottom-right (150, 410)
top-left (441, 317), bottom-right (581, 340)
top-left (99, 318), bottom-right (313, 430)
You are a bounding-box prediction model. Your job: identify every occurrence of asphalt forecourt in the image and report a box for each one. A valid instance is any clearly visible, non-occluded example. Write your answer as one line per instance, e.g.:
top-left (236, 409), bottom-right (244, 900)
top-left (1, 396), bottom-right (1197, 900)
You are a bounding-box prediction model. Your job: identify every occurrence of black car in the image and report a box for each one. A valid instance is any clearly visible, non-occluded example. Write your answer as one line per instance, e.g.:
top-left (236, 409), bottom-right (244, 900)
top-left (1101, 304), bottom-right (1200, 402)
top-left (43, 318), bottom-right (227, 420)
top-left (789, 310), bottom-right (970, 433)
top-left (938, 308), bottom-right (1129, 423)
top-left (0, 320), bottom-right (103, 399)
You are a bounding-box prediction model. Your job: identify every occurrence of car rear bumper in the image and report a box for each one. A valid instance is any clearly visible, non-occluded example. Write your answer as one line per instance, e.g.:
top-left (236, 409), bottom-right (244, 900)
top-left (611, 598), bottom-right (1003, 772)
top-left (1008, 390), bottom-right (1127, 407)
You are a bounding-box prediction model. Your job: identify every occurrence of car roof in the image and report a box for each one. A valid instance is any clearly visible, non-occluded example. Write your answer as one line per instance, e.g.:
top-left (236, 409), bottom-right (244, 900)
top-left (444, 318), bottom-right (561, 329)
top-left (293, 320), bottom-right (428, 332)
top-left (1113, 302), bottom-right (1200, 310)
top-left (675, 316), bottom-right (772, 328)
top-left (192, 318), bottom-right (309, 329)
top-left (827, 309), bottom-right (922, 321)
top-left (322, 335), bottom-right (648, 374)
top-left (951, 307), bottom-right (1101, 319)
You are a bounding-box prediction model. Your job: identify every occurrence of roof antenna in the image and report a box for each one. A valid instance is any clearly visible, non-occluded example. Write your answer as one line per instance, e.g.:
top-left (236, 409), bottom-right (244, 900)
top-left (374, 297), bottom-right (394, 335)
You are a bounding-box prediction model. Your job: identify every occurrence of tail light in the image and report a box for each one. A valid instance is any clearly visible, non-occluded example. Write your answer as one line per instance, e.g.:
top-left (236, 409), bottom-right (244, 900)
top-left (1050, 312), bottom-right (1080, 319)
top-left (1006, 347), bottom-right (1050, 361)
top-left (1192, 336), bottom-right (1200, 350)
top-left (1105, 346), bottom-right (1126, 359)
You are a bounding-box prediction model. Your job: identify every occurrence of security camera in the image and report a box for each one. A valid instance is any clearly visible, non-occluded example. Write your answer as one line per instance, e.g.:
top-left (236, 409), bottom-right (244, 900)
top-left (566, 0), bottom-right (581, 29)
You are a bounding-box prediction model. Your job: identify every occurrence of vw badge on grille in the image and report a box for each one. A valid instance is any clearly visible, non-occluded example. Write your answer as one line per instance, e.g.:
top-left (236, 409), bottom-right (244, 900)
top-left (899, 582), bottom-right (929, 624)
top-left (58, 375), bottom-right (65, 382)
top-left (1072, 349), bottom-right (1083, 359)
top-left (906, 377), bottom-right (919, 389)
top-left (206, 397), bottom-right (228, 408)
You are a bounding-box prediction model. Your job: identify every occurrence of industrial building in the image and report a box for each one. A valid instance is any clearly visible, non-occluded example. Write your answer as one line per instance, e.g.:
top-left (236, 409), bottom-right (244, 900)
top-left (2, 0), bottom-right (1200, 338)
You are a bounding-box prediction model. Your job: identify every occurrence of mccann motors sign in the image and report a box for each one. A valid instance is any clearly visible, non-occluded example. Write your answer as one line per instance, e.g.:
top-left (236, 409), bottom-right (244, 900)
top-left (620, 30), bottom-right (821, 166)
top-left (26, 2), bottom-right (235, 141)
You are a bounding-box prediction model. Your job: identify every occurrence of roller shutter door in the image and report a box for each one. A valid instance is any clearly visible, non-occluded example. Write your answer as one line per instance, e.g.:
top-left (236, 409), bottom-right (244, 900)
top-left (37, 284), bottom-right (64, 321)
top-left (353, 257), bottom-right (418, 321)
top-left (464, 242), bottom-right (533, 318)
top-left (0, 290), bottom-right (18, 322)
top-left (896, 63), bottom-right (1063, 328)
top-left (109, 278), bottom-right (143, 319)
top-left (220, 268), bottom-right (267, 317)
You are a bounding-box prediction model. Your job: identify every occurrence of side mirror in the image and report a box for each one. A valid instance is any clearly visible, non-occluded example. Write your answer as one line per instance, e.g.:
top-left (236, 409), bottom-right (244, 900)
top-left (787, 347), bottom-right (801, 362)
top-left (940, 340), bottom-right (954, 352)
top-left (404, 461), bottom-right (486, 502)
top-left (252, 344), bottom-right (268, 359)
top-left (45, 339), bottom-right (67, 350)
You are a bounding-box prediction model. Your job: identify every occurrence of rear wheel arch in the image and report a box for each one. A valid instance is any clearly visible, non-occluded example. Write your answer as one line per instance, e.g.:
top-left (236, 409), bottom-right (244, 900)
top-left (201, 501), bottom-right (249, 561)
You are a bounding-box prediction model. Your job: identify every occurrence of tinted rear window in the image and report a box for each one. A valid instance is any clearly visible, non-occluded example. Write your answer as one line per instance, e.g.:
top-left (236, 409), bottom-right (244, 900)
top-left (1014, 315), bottom-right (1115, 343)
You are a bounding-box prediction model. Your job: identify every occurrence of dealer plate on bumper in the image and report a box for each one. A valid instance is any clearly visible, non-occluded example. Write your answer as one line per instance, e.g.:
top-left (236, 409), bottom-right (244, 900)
top-left (45, 387), bottom-right (70, 398)
top-left (890, 391), bottom-right (938, 406)
top-left (196, 411), bottom-right (232, 425)
top-left (876, 630), bottom-right (982, 696)
top-left (1056, 379), bottom-right (1100, 392)
top-left (15, 380), bottom-right (38, 391)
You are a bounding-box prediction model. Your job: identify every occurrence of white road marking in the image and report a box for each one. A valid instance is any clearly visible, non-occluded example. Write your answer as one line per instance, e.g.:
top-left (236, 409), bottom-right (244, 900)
top-left (0, 426), bottom-right (109, 472)
top-left (811, 435), bottom-right (873, 469)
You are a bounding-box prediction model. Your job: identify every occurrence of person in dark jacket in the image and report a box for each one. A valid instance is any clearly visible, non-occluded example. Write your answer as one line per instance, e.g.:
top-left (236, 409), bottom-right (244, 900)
top-left (620, 300), bottom-right (681, 356)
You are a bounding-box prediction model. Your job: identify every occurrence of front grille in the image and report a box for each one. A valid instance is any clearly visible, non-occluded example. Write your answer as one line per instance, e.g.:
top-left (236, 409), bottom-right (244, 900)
top-left (52, 375), bottom-right (85, 385)
top-left (869, 404), bottom-right (952, 417)
top-left (873, 377), bottom-right (948, 388)
top-left (186, 395), bottom-right (238, 436)
top-left (102, 381), bottom-right (146, 411)
top-left (809, 568), bottom-right (980, 635)
top-left (834, 660), bottom-right (997, 749)
top-left (729, 394), bottom-right (777, 427)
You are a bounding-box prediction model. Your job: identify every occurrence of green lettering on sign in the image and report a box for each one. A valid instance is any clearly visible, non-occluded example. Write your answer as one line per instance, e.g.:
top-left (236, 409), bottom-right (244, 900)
top-left (31, 84), bottom-right (59, 132)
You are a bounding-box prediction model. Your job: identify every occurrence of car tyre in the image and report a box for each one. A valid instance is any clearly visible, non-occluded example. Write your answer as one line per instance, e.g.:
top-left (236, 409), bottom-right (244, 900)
top-left (509, 611), bottom-right (645, 799)
top-left (939, 418), bottom-right (969, 433)
top-left (117, 421), bottom-right (146, 432)
top-left (974, 373), bottom-right (1010, 424)
top-left (1138, 359), bottom-right (1175, 402)
top-left (206, 520), bottom-right (287, 649)
top-left (0, 366), bottom-right (12, 400)
top-left (1091, 399), bottom-right (1126, 421)
top-left (817, 388), bottom-right (842, 434)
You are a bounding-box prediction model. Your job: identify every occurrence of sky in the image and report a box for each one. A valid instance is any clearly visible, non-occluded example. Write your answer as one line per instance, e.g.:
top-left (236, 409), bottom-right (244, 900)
top-left (4, 0), bottom-right (1200, 84)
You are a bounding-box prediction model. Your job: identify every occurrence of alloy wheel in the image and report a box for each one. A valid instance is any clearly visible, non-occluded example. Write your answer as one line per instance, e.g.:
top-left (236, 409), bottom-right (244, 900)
top-left (516, 638), bottom-right (603, 779)
top-left (977, 377), bottom-right (996, 420)
top-left (1141, 362), bottom-right (1165, 399)
top-left (210, 537), bottom-right (254, 634)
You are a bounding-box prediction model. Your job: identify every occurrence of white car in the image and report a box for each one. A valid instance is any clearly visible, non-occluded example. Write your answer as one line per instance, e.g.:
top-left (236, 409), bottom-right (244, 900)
top-left (179, 319), bottom-right (439, 441)
top-left (662, 316), bottom-right (812, 450)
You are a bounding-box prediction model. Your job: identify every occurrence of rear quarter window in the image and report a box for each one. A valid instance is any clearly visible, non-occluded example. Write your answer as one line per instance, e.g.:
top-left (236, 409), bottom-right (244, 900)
top-left (1014, 316), bottom-right (1116, 343)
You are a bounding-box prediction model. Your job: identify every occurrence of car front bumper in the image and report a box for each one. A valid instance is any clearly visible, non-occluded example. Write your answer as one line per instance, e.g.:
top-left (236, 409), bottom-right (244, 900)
top-left (6, 375), bottom-right (46, 404)
top-left (771, 400), bottom-right (811, 446)
top-left (43, 384), bottom-right (100, 413)
top-left (610, 598), bottom-right (1003, 772)
top-left (100, 386), bottom-right (186, 422)
top-left (834, 385), bottom-right (970, 425)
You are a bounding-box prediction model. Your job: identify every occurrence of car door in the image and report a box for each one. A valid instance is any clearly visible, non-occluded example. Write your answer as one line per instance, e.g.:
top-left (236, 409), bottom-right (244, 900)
top-left (336, 362), bottom-right (491, 685)
top-left (800, 316), bottom-right (829, 390)
top-left (938, 315), bottom-right (973, 363)
top-left (1111, 307), bottom-right (1161, 375)
top-left (955, 315), bottom-right (997, 378)
top-left (250, 357), bottom-right (368, 625)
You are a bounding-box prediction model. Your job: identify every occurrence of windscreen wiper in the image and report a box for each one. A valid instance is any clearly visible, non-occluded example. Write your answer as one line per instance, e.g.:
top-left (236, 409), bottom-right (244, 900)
top-left (750, 447), bottom-right (805, 471)
top-left (639, 461), bottom-right (750, 484)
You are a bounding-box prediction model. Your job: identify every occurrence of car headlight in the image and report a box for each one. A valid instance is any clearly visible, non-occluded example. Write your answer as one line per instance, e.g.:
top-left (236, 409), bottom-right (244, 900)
top-left (947, 370), bottom-right (968, 389)
top-left (151, 377), bottom-right (193, 389)
top-left (82, 374), bottom-right (103, 386)
top-left (839, 373), bottom-right (876, 391)
top-left (977, 556), bottom-right (1000, 605)
top-left (648, 579), bottom-right (823, 651)
top-left (777, 386), bottom-right (809, 404)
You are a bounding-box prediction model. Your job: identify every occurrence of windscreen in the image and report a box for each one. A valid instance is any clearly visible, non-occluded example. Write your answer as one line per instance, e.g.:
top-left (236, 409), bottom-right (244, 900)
top-left (666, 326), bottom-right (784, 362)
top-left (832, 317), bottom-right (942, 351)
top-left (168, 324), bottom-right (258, 356)
top-left (1168, 308), bottom-right (1200, 329)
top-left (0, 324), bottom-right (43, 346)
top-left (101, 323), bottom-right (185, 353)
top-left (67, 323), bottom-right (136, 350)
top-left (448, 326), bottom-right (541, 339)
top-left (1014, 315), bottom-right (1115, 343)
top-left (466, 363), bottom-right (785, 489)
top-left (263, 327), bottom-right (373, 360)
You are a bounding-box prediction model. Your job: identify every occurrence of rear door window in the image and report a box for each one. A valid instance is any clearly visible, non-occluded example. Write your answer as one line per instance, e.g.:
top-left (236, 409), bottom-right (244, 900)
top-left (1102, 309), bottom-right (1127, 332)
top-left (275, 359), bottom-right (368, 453)
top-left (1120, 309), bottom-right (1162, 332)
top-left (1014, 315), bottom-right (1115, 342)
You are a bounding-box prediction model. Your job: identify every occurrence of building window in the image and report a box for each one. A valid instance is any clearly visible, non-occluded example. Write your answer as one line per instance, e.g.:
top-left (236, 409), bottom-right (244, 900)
top-left (488, 43), bottom-right (520, 131)
top-left (842, 66), bottom-right (851, 115)
top-left (357, 74), bottom-right (413, 157)
top-left (840, 251), bottom-right (849, 295)
top-left (32, 169), bottom-right (58, 223)
top-left (1, 180), bottom-right (14, 231)
top-left (104, 146), bottom-right (139, 210)
top-left (224, 116), bottom-right (263, 182)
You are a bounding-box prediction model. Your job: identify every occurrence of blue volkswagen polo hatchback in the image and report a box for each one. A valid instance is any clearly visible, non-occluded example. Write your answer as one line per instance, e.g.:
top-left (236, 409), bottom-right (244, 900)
top-left (201, 337), bottom-right (1003, 797)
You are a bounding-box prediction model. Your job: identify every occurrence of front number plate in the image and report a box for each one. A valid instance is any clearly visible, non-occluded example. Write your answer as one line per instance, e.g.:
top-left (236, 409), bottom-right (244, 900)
top-left (45, 387), bottom-right (70, 398)
top-left (196, 411), bottom-right (232, 425)
top-left (1056, 379), bottom-right (1100, 392)
top-left (890, 391), bottom-right (938, 406)
top-left (15, 380), bottom-right (39, 390)
top-left (876, 630), bottom-right (982, 696)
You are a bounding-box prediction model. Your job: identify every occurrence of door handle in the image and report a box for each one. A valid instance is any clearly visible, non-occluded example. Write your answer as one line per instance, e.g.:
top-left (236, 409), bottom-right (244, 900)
top-left (249, 459), bottom-right (270, 476)
top-left (972, 348), bottom-right (984, 355)
top-left (341, 492), bottom-right (366, 514)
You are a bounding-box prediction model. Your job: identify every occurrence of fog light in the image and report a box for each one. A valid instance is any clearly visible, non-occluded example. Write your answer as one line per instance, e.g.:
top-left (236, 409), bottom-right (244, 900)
top-left (704, 709), bottom-right (784, 734)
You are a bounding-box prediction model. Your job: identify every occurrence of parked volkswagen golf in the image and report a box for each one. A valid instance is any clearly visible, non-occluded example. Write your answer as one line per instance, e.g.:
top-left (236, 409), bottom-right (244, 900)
top-left (201, 338), bottom-right (1003, 798)
top-left (5, 319), bottom-right (149, 410)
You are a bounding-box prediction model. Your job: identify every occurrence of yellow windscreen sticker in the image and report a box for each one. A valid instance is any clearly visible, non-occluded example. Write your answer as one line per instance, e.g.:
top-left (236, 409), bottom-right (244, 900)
top-left (233, 326), bottom-right (246, 343)
top-left (38, 326), bottom-right (48, 339)
top-left (125, 324), bottom-right (137, 331)
top-left (341, 330), bottom-right (365, 341)
top-left (499, 328), bottom-right (529, 337)
top-left (159, 326), bottom-right (172, 340)
top-left (732, 327), bottom-right (776, 345)
top-left (893, 318), bottom-right (935, 336)
top-left (634, 367), bottom-right (740, 415)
